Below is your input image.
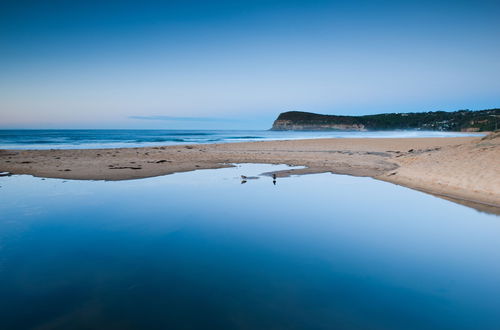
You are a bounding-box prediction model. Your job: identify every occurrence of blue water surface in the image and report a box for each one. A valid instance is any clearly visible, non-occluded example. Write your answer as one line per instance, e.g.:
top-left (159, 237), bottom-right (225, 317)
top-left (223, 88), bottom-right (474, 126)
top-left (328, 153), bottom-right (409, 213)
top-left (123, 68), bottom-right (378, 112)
top-left (0, 129), bottom-right (484, 149)
top-left (0, 164), bottom-right (499, 329)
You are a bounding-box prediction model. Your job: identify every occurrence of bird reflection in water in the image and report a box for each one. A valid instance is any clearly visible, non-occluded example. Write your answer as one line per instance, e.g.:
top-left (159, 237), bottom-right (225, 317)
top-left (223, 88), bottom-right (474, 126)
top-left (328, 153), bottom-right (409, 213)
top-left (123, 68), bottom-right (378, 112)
top-left (239, 174), bottom-right (276, 185)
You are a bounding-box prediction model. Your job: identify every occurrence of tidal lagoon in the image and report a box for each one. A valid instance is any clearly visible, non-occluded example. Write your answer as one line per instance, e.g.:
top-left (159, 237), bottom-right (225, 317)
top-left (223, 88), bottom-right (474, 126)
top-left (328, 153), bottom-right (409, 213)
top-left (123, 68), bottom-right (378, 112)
top-left (1, 164), bottom-right (499, 329)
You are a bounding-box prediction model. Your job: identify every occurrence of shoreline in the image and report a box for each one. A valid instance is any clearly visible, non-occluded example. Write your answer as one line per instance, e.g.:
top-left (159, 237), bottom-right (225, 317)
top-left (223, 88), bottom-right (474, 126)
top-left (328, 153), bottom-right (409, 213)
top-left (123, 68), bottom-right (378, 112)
top-left (1, 135), bottom-right (499, 213)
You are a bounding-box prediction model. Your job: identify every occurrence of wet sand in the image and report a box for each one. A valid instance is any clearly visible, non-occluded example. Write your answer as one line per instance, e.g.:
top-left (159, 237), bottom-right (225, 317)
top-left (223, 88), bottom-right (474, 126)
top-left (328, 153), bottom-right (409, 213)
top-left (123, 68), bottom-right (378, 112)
top-left (1, 134), bottom-right (499, 212)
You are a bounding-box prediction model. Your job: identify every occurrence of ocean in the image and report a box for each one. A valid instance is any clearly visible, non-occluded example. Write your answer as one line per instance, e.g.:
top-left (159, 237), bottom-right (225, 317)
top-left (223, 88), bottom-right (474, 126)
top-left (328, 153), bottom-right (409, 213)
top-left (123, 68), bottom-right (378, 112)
top-left (0, 129), bottom-right (485, 149)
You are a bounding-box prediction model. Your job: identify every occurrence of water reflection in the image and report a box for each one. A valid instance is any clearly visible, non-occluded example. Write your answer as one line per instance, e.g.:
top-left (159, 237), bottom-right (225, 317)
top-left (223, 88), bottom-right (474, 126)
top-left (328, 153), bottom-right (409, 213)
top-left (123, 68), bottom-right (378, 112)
top-left (0, 164), bottom-right (499, 329)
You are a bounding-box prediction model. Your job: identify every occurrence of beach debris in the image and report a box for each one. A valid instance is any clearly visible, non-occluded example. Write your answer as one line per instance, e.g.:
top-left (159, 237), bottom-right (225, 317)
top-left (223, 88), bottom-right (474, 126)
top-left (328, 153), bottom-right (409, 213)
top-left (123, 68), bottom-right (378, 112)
top-left (108, 166), bottom-right (142, 170)
top-left (240, 175), bottom-right (259, 184)
top-left (365, 151), bottom-right (392, 157)
top-left (241, 175), bottom-right (259, 180)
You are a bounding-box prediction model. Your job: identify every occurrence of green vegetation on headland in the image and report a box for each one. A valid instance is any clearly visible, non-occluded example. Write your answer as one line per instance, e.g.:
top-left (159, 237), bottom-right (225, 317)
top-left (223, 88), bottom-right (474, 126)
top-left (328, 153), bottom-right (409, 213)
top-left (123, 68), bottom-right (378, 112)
top-left (271, 109), bottom-right (500, 132)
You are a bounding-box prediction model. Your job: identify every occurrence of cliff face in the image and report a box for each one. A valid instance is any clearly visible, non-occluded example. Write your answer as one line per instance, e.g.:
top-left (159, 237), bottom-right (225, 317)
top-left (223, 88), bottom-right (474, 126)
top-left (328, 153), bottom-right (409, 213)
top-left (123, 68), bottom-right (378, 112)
top-left (271, 111), bottom-right (367, 131)
top-left (271, 109), bottom-right (500, 131)
top-left (272, 119), bottom-right (366, 131)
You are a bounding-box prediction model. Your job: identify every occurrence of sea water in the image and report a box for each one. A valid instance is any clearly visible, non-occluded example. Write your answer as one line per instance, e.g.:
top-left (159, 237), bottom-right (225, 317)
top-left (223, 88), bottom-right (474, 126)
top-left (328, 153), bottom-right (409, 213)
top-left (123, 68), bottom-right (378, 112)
top-left (0, 129), bottom-right (484, 149)
top-left (0, 164), bottom-right (499, 329)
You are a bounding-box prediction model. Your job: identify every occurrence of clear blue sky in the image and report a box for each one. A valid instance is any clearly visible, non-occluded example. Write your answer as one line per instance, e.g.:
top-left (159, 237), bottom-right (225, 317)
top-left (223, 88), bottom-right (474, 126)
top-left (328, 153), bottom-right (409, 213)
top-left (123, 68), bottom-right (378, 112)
top-left (1, 0), bottom-right (499, 129)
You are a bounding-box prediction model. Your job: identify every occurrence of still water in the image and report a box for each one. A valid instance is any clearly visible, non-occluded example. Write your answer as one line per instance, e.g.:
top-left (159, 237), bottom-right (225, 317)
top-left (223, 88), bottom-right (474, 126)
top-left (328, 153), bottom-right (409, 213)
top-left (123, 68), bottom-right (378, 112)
top-left (0, 164), bottom-right (499, 329)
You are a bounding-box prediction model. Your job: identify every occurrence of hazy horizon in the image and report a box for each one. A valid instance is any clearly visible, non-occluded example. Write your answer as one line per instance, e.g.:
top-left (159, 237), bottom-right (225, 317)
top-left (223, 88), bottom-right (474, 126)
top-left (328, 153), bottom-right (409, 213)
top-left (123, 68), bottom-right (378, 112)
top-left (0, 107), bottom-right (497, 131)
top-left (1, 0), bottom-right (499, 129)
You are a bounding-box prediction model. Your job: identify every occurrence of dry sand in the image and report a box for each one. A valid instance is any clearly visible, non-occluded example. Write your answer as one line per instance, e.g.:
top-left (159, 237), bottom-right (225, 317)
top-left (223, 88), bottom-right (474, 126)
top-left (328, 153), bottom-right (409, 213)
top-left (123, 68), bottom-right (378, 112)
top-left (1, 134), bottom-right (499, 212)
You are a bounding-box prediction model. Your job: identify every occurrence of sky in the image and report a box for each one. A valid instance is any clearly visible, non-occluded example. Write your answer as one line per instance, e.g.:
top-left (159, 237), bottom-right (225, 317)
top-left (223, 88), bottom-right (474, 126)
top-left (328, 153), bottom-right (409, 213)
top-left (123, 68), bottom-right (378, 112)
top-left (0, 0), bottom-right (499, 129)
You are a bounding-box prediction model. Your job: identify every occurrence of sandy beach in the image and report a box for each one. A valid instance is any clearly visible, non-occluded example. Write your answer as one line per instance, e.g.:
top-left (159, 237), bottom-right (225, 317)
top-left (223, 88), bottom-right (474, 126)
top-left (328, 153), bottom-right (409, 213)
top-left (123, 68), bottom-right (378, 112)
top-left (1, 133), bottom-right (499, 212)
